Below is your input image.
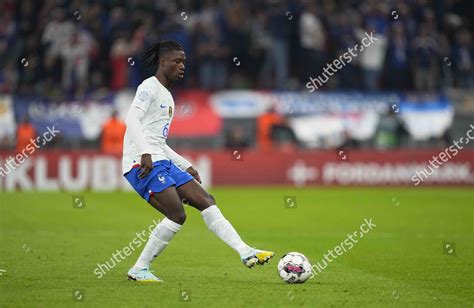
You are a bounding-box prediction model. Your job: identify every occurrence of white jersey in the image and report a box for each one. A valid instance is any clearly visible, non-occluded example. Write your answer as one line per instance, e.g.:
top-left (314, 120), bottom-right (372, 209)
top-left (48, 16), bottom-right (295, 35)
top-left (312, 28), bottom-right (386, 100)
top-left (122, 76), bottom-right (175, 174)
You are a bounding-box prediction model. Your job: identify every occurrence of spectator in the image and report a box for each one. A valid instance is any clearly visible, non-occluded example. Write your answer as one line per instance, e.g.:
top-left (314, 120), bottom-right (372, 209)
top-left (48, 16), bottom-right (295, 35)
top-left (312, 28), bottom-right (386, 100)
top-left (222, 2), bottom-right (252, 88)
top-left (331, 9), bottom-right (360, 88)
top-left (41, 8), bottom-right (74, 59)
top-left (385, 23), bottom-right (411, 89)
top-left (299, 2), bottom-right (327, 84)
top-left (60, 26), bottom-right (97, 95)
top-left (100, 111), bottom-right (126, 156)
top-left (271, 122), bottom-right (298, 151)
top-left (0, 9), bottom-right (17, 70)
top-left (110, 32), bottom-right (134, 91)
top-left (411, 23), bottom-right (439, 91)
top-left (16, 116), bottom-right (36, 153)
top-left (107, 7), bottom-right (129, 43)
top-left (195, 20), bottom-right (229, 89)
top-left (248, 10), bottom-right (271, 87)
top-left (0, 62), bottom-right (18, 93)
top-left (259, 2), bottom-right (290, 89)
top-left (357, 21), bottom-right (387, 91)
top-left (374, 107), bottom-right (408, 149)
top-left (452, 29), bottom-right (473, 89)
top-left (225, 125), bottom-right (250, 150)
top-left (17, 36), bottom-right (41, 96)
top-left (257, 106), bottom-right (283, 150)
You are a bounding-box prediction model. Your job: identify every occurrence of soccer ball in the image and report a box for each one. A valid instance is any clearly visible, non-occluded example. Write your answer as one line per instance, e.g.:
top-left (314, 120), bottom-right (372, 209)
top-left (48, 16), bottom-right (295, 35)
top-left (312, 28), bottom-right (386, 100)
top-left (277, 252), bottom-right (312, 284)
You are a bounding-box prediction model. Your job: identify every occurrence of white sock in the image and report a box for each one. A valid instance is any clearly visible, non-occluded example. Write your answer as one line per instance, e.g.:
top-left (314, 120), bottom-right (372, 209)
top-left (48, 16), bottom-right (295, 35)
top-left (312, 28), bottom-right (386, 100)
top-left (133, 218), bottom-right (182, 270)
top-left (201, 205), bottom-right (253, 257)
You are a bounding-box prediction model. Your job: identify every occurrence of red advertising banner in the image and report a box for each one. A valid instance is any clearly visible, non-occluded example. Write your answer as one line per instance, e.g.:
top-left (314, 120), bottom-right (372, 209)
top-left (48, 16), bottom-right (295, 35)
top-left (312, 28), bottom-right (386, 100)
top-left (171, 90), bottom-right (222, 137)
top-left (1, 149), bottom-right (473, 191)
top-left (184, 149), bottom-right (474, 186)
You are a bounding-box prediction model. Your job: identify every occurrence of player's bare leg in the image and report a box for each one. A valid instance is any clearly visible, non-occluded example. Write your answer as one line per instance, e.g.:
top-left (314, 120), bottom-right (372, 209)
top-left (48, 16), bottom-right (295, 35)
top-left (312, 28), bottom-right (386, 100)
top-left (176, 180), bottom-right (274, 268)
top-left (128, 186), bottom-right (185, 282)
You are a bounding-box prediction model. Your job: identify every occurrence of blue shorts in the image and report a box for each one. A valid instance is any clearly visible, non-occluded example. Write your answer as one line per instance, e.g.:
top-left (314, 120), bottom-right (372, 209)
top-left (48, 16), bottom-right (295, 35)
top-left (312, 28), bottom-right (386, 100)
top-left (124, 160), bottom-right (194, 202)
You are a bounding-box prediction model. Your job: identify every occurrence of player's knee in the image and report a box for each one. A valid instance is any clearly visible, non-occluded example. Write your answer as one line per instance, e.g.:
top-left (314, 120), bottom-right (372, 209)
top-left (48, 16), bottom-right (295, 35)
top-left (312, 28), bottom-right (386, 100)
top-left (208, 194), bottom-right (216, 205)
top-left (198, 194), bottom-right (215, 210)
top-left (168, 210), bottom-right (187, 225)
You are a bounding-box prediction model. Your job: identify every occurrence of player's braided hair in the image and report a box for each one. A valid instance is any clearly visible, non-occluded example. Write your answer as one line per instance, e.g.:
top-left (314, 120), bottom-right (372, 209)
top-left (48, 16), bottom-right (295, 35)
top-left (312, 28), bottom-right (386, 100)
top-left (142, 40), bottom-right (183, 69)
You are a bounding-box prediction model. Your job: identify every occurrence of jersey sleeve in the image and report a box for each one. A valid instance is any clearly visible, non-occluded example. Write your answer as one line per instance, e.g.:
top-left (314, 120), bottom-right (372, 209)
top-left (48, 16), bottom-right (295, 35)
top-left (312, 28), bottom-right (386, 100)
top-left (164, 144), bottom-right (192, 170)
top-left (131, 82), bottom-right (154, 113)
top-left (124, 106), bottom-right (154, 155)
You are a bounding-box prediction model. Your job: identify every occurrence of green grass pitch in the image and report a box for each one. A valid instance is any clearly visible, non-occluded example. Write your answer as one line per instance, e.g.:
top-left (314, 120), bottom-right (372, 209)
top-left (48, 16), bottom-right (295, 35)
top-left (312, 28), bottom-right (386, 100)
top-left (0, 187), bottom-right (472, 307)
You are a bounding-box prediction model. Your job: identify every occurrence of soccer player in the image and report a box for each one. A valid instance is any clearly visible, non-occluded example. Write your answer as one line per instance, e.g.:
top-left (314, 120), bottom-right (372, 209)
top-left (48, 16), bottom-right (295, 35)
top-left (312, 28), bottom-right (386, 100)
top-left (123, 41), bottom-right (274, 282)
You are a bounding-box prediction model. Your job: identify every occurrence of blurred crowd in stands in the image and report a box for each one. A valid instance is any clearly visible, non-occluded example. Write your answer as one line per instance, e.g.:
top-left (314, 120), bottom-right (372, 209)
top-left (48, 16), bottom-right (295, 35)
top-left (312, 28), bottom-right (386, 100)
top-left (0, 0), bottom-right (472, 99)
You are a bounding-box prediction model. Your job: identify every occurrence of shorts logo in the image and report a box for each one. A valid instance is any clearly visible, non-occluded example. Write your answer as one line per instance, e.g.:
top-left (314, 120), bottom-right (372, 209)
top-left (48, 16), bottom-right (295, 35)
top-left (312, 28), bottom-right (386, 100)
top-left (158, 175), bottom-right (166, 183)
top-left (138, 91), bottom-right (149, 102)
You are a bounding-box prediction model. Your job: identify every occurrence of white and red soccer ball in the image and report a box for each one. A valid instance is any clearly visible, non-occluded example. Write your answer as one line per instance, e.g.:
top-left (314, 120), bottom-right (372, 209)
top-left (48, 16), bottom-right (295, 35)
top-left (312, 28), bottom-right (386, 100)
top-left (277, 252), bottom-right (312, 284)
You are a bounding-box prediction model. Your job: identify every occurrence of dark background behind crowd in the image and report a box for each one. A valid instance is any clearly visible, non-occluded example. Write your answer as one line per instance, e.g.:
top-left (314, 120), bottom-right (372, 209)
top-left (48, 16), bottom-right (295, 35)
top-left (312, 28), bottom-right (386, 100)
top-left (1, 0), bottom-right (472, 100)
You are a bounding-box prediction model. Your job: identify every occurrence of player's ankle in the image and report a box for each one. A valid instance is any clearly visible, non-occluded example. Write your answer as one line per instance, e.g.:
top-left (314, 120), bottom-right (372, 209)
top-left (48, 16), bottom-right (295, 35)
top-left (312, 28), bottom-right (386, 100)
top-left (239, 246), bottom-right (255, 258)
top-left (131, 264), bottom-right (147, 271)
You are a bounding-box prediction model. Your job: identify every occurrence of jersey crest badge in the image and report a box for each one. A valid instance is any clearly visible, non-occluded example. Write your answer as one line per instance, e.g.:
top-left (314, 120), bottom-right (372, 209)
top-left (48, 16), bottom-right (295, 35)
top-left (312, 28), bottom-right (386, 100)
top-left (138, 91), bottom-right (149, 102)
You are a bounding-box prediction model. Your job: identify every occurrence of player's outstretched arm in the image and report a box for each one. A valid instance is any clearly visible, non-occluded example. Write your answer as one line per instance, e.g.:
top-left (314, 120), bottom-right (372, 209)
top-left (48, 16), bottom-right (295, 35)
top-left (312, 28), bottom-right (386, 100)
top-left (164, 145), bottom-right (202, 183)
top-left (163, 144), bottom-right (191, 170)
